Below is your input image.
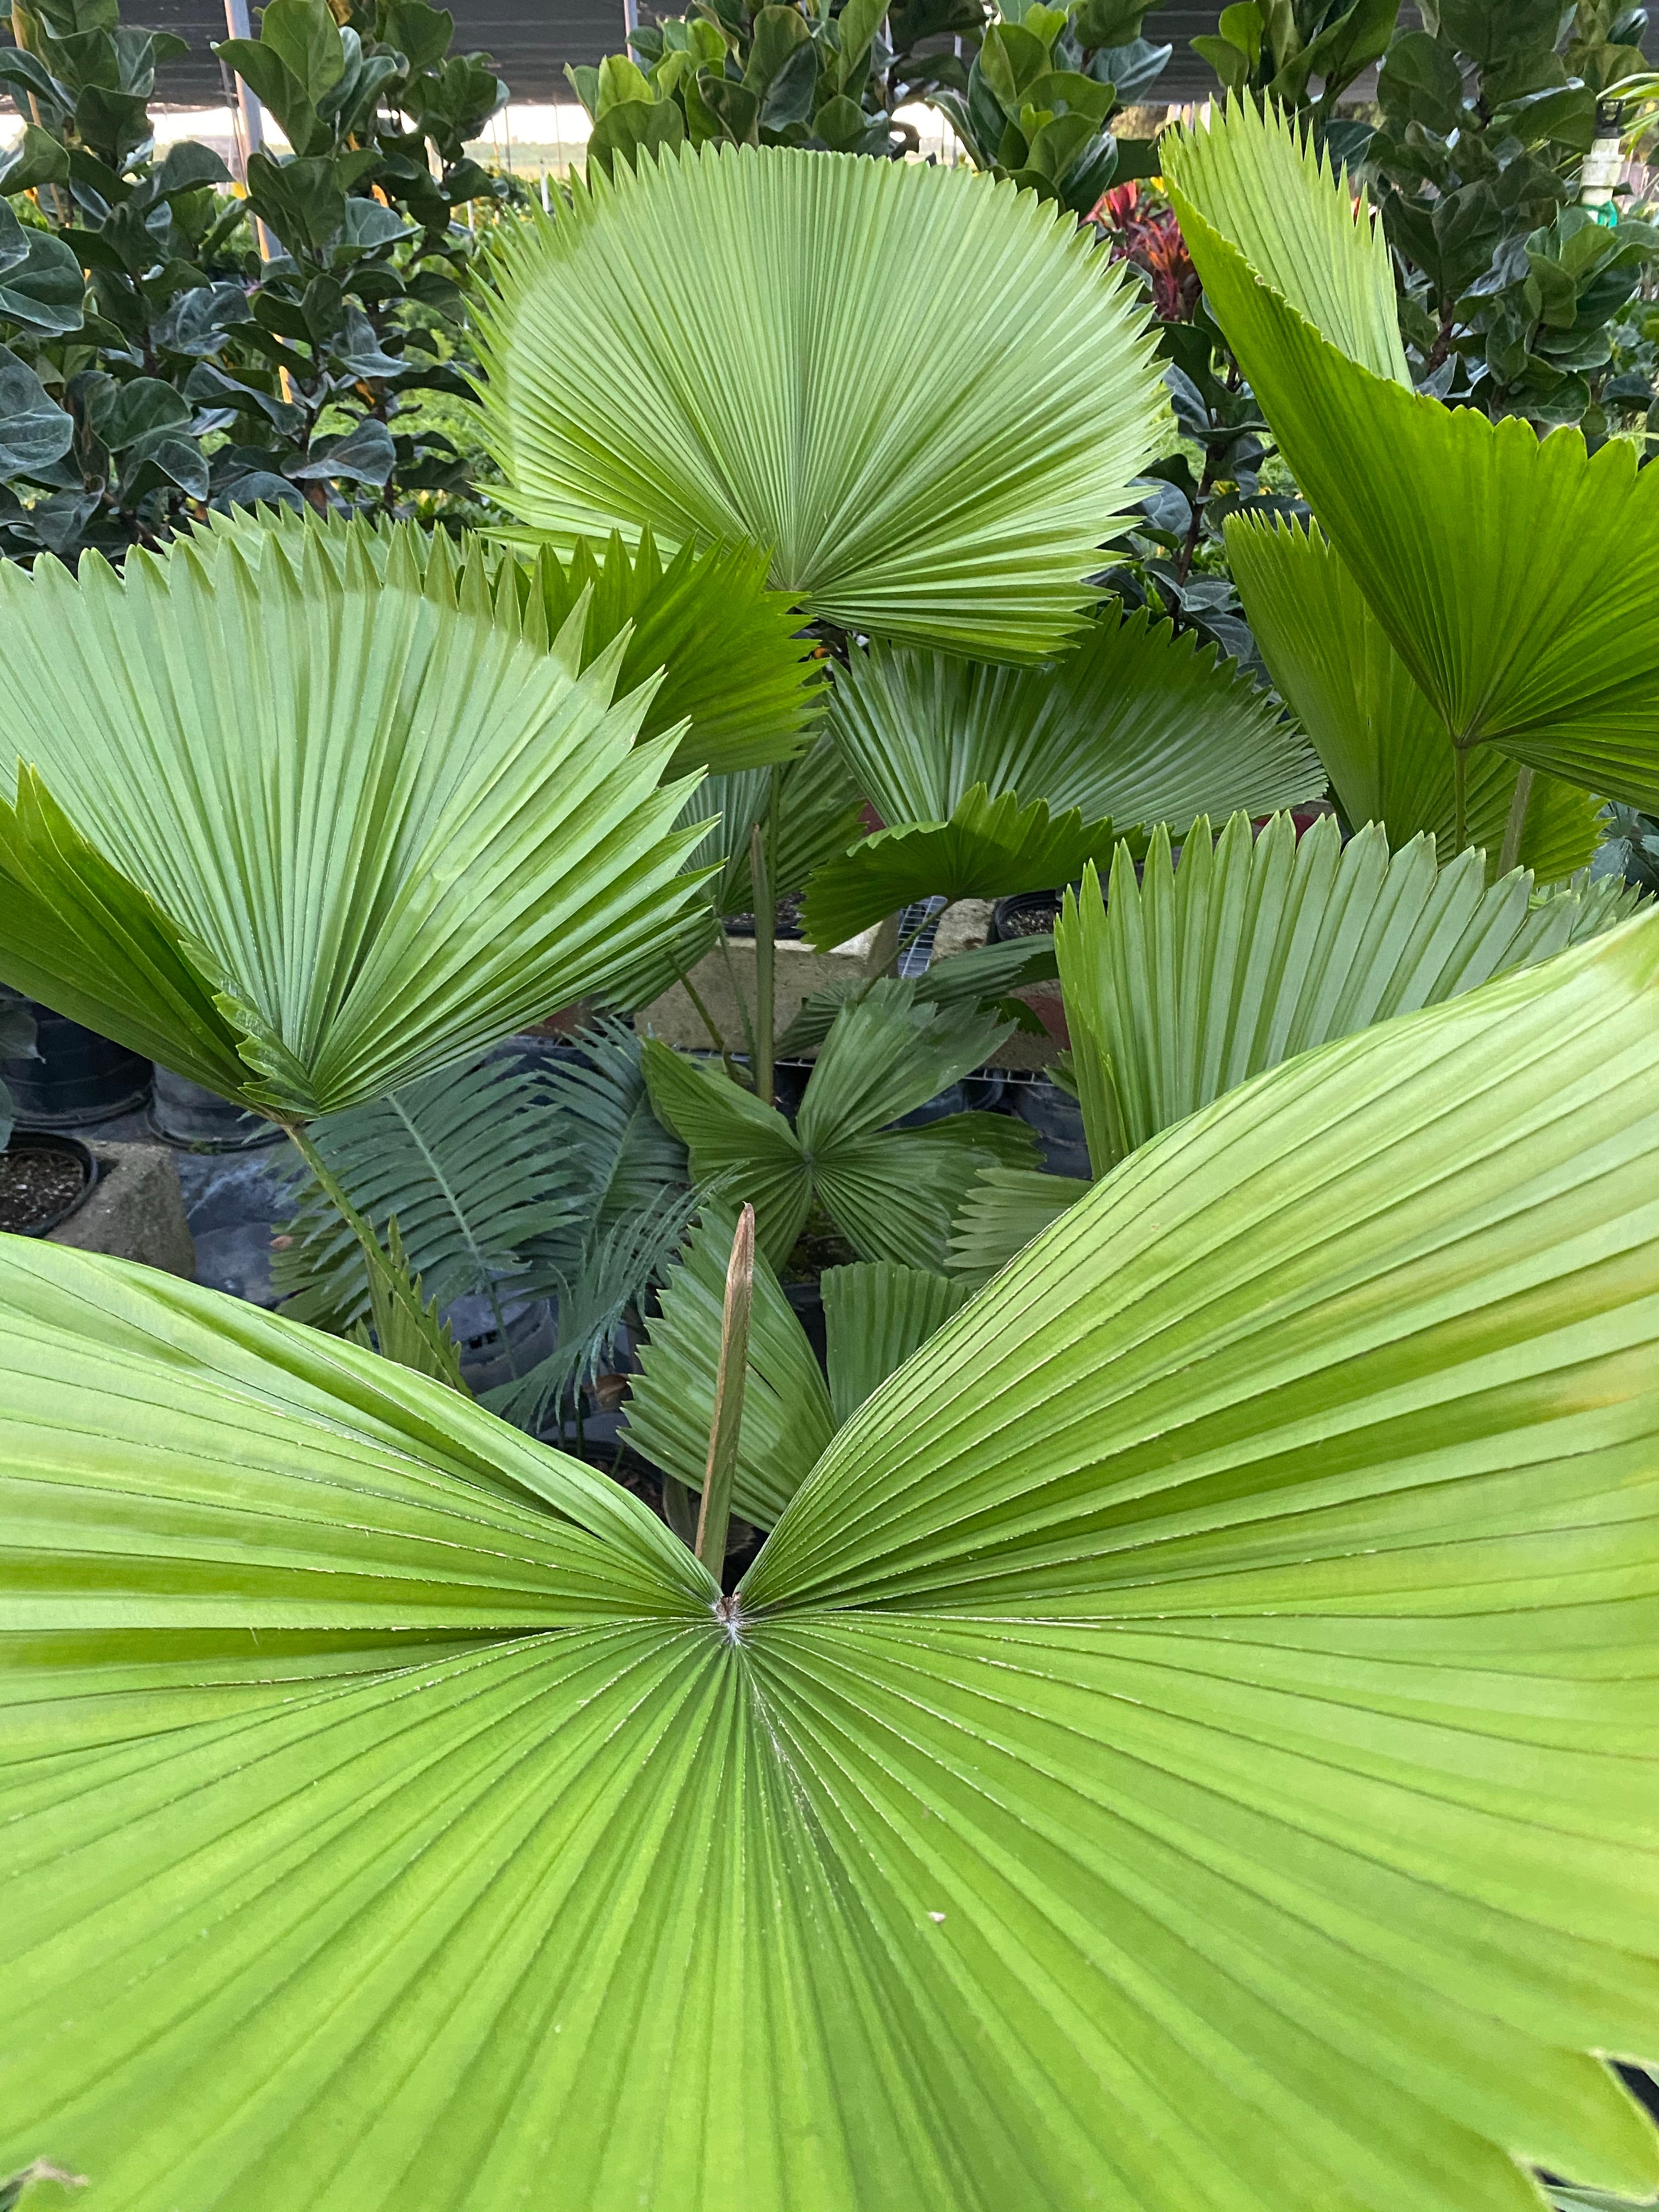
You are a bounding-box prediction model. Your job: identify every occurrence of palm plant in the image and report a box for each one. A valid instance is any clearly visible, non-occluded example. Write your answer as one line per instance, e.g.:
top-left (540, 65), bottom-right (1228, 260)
top-left (799, 604), bottom-right (1325, 944)
top-left (6, 917), bottom-right (1659, 2208)
top-left (951, 810), bottom-right (1638, 1277)
top-left (1160, 99), bottom-right (1659, 846)
top-left (0, 514), bottom-right (716, 1370)
top-left (471, 140), bottom-right (1166, 659)
top-left (642, 977), bottom-right (1035, 1268)
top-left (623, 1204), bottom-right (973, 1526)
top-left (1228, 514), bottom-right (1603, 882)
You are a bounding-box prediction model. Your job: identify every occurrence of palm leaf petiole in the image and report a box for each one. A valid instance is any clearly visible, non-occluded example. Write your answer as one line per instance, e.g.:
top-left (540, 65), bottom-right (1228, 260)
top-left (1499, 765), bottom-right (1536, 876)
top-left (751, 822), bottom-right (775, 1110)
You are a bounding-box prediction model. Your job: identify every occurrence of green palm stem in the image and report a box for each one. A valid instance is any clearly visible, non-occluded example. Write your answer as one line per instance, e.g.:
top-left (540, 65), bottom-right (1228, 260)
top-left (692, 1203), bottom-right (755, 1586)
top-left (751, 821), bottom-right (775, 1110)
top-left (1453, 744), bottom-right (1469, 853)
top-left (281, 1118), bottom-right (461, 1384)
top-left (716, 929), bottom-right (758, 1070)
top-left (670, 946), bottom-right (731, 1063)
top-left (1498, 765), bottom-right (1536, 877)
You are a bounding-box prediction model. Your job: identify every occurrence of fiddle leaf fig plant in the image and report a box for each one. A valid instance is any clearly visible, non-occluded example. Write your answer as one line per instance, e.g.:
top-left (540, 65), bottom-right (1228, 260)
top-left (0, 0), bottom-right (513, 562)
top-left (6, 915), bottom-right (1659, 2208)
top-left (930, 0), bottom-right (1174, 217)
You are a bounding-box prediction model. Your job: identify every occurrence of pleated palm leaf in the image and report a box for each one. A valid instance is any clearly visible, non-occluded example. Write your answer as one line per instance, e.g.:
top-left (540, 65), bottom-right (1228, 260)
top-left (623, 1205), bottom-right (973, 1526)
top-left (1059, 809), bottom-right (1642, 1174)
top-left (471, 142), bottom-right (1166, 659)
top-left (1161, 99), bottom-right (1659, 820)
top-left (200, 503), bottom-right (822, 780)
top-left (952, 810), bottom-right (1639, 1277)
top-left (8, 915), bottom-right (1659, 2209)
top-left (273, 1025), bottom-right (688, 1319)
top-left (0, 517), bottom-right (712, 1122)
top-left (800, 607), bottom-right (1325, 944)
top-left (641, 978), bottom-right (1035, 1269)
top-left (1229, 514), bottom-right (1602, 883)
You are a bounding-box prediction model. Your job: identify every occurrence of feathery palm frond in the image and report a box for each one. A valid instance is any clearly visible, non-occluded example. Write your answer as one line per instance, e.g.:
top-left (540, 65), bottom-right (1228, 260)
top-left (272, 1054), bottom-right (580, 1330)
top-left (483, 1182), bottom-right (705, 1438)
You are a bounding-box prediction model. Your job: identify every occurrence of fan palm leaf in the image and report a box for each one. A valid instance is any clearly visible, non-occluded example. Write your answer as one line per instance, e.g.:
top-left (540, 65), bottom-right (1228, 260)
top-left (802, 608), bottom-right (1324, 936)
top-left (1161, 99), bottom-right (1659, 809)
top-left (1058, 810), bottom-right (1642, 1173)
top-left (948, 1164), bottom-right (1088, 1284)
top-left (200, 506), bottom-right (822, 781)
top-left (642, 980), bottom-right (1035, 1268)
top-left (7, 915), bottom-right (1659, 2208)
top-left (1229, 514), bottom-right (1601, 883)
top-left (471, 142), bottom-right (1166, 659)
top-left (0, 518), bottom-right (712, 1120)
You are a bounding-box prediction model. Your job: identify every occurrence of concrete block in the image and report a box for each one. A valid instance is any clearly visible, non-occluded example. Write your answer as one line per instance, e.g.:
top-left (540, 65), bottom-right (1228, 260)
top-left (637, 917), bottom-right (899, 1054)
top-left (49, 1139), bottom-right (194, 1278)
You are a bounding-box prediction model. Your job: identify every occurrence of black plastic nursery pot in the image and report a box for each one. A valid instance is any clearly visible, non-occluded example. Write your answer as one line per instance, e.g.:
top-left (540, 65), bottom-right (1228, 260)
top-left (150, 1065), bottom-right (283, 1152)
top-left (1009, 1072), bottom-right (1091, 1178)
top-left (992, 889), bottom-right (1067, 942)
top-left (0, 1128), bottom-right (98, 1237)
top-left (0, 1000), bottom-right (150, 1127)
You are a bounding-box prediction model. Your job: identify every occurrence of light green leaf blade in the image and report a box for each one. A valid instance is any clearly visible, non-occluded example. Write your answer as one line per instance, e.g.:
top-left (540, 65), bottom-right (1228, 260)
top-left (1055, 811), bottom-right (1642, 1168)
top-left (947, 1163), bottom-right (1090, 1283)
top-left (11, 915), bottom-right (1659, 2208)
top-left (0, 519), bottom-right (713, 1118)
top-left (821, 1260), bottom-right (973, 1429)
top-left (829, 607), bottom-right (1324, 828)
top-left (472, 143), bottom-right (1166, 659)
top-left (509, 527), bottom-right (823, 776)
top-left (623, 1204), bottom-right (834, 1525)
top-left (1162, 99), bottom-right (1659, 807)
top-left (1230, 514), bottom-right (1601, 884)
top-left (800, 786), bottom-right (1122, 948)
top-left (794, 977), bottom-right (1009, 1149)
top-left (201, 505), bottom-right (824, 782)
top-left (644, 988), bottom-right (1035, 1269)
top-left (641, 1036), bottom-right (812, 1265)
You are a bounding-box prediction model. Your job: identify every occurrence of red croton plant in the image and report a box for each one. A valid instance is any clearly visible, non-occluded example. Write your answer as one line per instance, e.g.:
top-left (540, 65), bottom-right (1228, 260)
top-left (1098, 179), bottom-right (1201, 321)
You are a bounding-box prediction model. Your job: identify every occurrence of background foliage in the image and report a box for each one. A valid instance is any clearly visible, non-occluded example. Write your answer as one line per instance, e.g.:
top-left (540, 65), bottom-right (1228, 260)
top-left (0, 0), bottom-right (510, 561)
